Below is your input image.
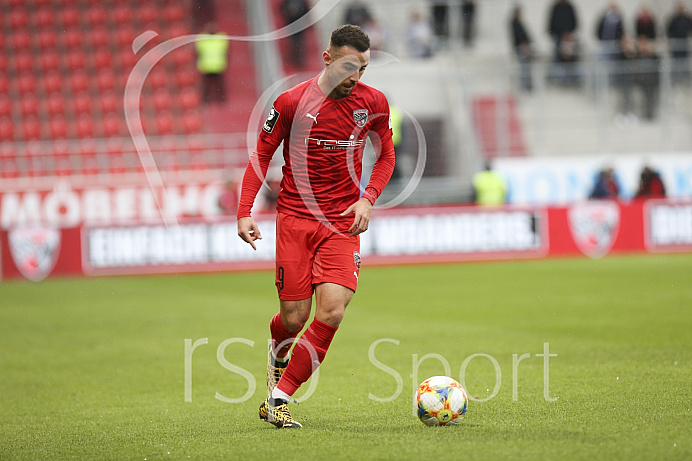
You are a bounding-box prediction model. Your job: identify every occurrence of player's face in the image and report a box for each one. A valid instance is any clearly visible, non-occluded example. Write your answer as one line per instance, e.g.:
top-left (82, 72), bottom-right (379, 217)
top-left (324, 46), bottom-right (370, 99)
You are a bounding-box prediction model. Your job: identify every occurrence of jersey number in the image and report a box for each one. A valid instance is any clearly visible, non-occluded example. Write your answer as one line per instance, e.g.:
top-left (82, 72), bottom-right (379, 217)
top-left (277, 266), bottom-right (285, 290)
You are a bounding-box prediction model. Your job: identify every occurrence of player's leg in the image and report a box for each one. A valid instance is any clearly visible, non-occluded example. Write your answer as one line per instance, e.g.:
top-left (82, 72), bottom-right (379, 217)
top-left (267, 298), bottom-right (311, 394)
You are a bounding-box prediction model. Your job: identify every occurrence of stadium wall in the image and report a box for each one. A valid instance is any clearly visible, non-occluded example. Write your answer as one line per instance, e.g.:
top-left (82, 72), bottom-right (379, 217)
top-left (1, 197), bottom-right (690, 282)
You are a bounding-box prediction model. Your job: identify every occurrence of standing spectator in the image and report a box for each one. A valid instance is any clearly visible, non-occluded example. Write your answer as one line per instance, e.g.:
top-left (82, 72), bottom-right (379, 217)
top-left (510, 6), bottom-right (534, 92)
top-left (461, 0), bottom-right (476, 47)
top-left (547, 0), bottom-right (578, 63)
top-left (589, 167), bottom-right (620, 199)
top-left (472, 162), bottom-right (507, 206)
top-left (343, 0), bottom-right (371, 28)
top-left (195, 22), bottom-right (229, 104)
top-left (615, 35), bottom-right (637, 121)
top-left (362, 15), bottom-right (387, 52)
top-left (636, 36), bottom-right (661, 120)
top-left (407, 10), bottom-right (434, 59)
top-left (636, 6), bottom-right (657, 40)
top-left (635, 165), bottom-right (666, 199)
top-left (596, 2), bottom-right (625, 62)
top-left (667, 2), bottom-right (692, 84)
top-left (280, 0), bottom-right (311, 69)
top-left (430, 0), bottom-right (449, 41)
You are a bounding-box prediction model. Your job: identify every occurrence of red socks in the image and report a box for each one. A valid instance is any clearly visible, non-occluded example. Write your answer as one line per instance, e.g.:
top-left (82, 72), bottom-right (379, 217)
top-left (276, 318), bottom-right (338, 397)
top-left (270, 312), bottom-right (297, 359)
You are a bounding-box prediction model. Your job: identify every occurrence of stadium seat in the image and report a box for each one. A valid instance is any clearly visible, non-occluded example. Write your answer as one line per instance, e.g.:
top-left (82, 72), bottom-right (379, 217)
top-left (43, 71), bottom-right (62, 93)
top-left (164, 4), bottom-right (186, 23)
top-left (23, 116), bottom-right (42, 141)
top-left (97, 68), bottom-right (116, 91)
top-left (17, 72), bottom-right (36, 93)
top-left (14, 52), bottom-right (34, 73)
top-left (20, 94), bottom-right (39, 116)
top-left (140, 5), bottom-right (158, 26)
top-left (180, 87), bottom-right (200, 110)
top-left (81, 154), bottom-right (101, 176)
top-left (156, 111), bottom-right (175, 135)
top-left (67, 50), bottom-right (86, 70)
top-left (47, 93), bottom-right (65, 115)
top-left (149, 69), bottom-right (168, 90)
top-left (93, 48), bottom-right (112, 69)
top-left (0, 77), bottom-right (9, 96)
top-left (70, 70), bottom-right (89, 92)
top-left (0, 117), bottom-right (14, 142)
top-left (90, 27), bottom-right (109, 48)
top-left (73, 92), bottom-right (92, 114)
top-left (118, 49), bottom-right (138, 70)
top-left (64, 28), bottom-right (83, 48)
top-left (153, 89), bottom-right (172, 111)
top-left (37, 29), bottom-right (57, 49)
top-left (49, 116), bottom-right (69, 139)
top-left (86, 6), bottom-right (106, 25)
top-left (10, 9), bottom-right (28, 28)
top-left (76, 114), bottom-right (94, 138)
top-left (0, 95), bottom-right (11, 117)
top-left (36, 8), bottom-right (54, 28)
top-left (100, 91), bottom-right (119, 114)
top-left (0, 55), bottom-right (6, 73)
top-left (114, 5), bottom-right (131, 26)
top-left (12, 29), bottom-right (31, 50)
top-left (61, 7), bottom-right (80, 27)
top-left (103, 113), bottom-right (122, 137)
top-left (183, 110), bottom-right (202, 134)
top-left (175, 68), bottom-right (197, 88)
top-left (41, 51), bottom-right (61, 72)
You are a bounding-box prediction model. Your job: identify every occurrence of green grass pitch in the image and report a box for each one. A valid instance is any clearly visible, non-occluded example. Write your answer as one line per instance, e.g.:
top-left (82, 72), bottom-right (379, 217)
top-left (1, 253), bottom-right (691, 460)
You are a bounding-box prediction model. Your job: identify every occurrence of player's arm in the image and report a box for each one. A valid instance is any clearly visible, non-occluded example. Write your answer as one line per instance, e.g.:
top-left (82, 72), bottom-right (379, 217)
top-left (237, 100), bottom-right (289, 249)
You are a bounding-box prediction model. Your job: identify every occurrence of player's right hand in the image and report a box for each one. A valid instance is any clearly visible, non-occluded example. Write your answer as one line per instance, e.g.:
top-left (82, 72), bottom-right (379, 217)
top-left (237, 216), bottom-right (262, 250)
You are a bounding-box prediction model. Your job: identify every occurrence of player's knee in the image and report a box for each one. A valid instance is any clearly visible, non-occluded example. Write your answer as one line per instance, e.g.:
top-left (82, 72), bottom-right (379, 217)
top-left (317, 305), bottom-right (345, 328)
top-left (283, 309), bottom-right (310, 332)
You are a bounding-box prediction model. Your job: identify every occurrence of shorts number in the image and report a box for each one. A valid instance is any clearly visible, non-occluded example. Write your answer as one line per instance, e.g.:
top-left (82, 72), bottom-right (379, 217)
top-left (277, 266), bottom-right (284, 290)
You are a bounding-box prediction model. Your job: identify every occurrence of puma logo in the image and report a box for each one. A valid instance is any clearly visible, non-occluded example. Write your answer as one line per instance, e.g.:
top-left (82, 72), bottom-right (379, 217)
top-left (306, 112), bottom-right (319, 124)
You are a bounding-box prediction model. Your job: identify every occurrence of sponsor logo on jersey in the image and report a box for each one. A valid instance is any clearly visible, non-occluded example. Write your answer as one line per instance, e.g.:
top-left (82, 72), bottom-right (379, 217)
top-left (9, 226), bottom-right (61, 281)
top-left (305, 137), bottom-right (365, 150)
top-left (568, 201), bottom-right (620, 258)
top-left (262, 106), bottom-right (280, 133)
top-left (353, 109), bottom-right (368, 128)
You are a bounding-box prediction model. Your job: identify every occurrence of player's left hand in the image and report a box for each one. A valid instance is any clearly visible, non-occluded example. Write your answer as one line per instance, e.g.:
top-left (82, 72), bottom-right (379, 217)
top-left (341, 197), bottom-right (373, 237)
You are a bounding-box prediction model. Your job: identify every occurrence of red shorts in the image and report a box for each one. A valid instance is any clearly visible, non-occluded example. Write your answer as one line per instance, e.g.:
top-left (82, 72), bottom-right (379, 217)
top-left (275, 212), bottom-right (361, 300)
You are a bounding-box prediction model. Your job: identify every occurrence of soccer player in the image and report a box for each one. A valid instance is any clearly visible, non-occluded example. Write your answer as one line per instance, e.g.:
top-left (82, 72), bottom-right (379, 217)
top-left (236, 25), bottom-right (396, 428)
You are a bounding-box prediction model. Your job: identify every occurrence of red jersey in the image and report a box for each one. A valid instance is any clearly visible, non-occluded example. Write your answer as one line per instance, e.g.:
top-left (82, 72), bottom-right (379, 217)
top-left (237, 76), bottom-right (396, 222)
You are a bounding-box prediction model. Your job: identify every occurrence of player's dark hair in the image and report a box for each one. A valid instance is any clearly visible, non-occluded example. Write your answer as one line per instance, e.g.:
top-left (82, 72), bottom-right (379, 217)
top-left (329, 24), bottom-right (370, 53)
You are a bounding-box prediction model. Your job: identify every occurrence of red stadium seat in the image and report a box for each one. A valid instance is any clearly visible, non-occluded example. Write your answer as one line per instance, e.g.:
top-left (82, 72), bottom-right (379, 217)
top-left (23, 116), bottom-right (42, 141)
top-left (140, 5), bottom-right (158, 25)
top-left (90, 27), bottom-right (109, 48)
top-left (0, 95), bottom-right (11, 117)
top-left (41, 51), bottom-right (60, 71)
top-left (17, 72), bottom-right (36, 94)
top-left (49, 115), bottom-right (69, 139)
top-left (44, 71), bottom-right (62, 93)
top-left (149, 69), bottom-right (167, 90)
top-left (114, 5), bottom-right (131, 26)
top-left (14, 52), bottom-right (34, 73)
top-left (180, 86), bottom-right (200, 110)
top-left (116, 26), bottom-right (136, 49)
top-left (0, 117), bottom-right (14, 142)
top-left (66, 50), bottom-right (86, 69)
top-left (103, 113), bottom-right (122, 137)
top-left (153, 89), bottom-right (172, 111)
top-left (156, 111), bottom-right (175, 135)
top-left (164, 4), bottom-right (186, 23)
top-left (86, 6), bottom-right (106, 25)
top-left (175, 68), bottom-right (197, 88)
top-left (37, 29), bottom-right (58, 49)
top-left (81, 154), bottom-right (101, 175)
top-left (76, 114), bottom-right (94, 138)
top-left (100, 91), bottom-right (119, 114)
top-left (47, 92), bottom-right (65, 115)
top-left (64, 28), bottom-right (83, 48)
top-left (61, 7), bottom-right (80, 27)
top-left (0, 77), bottom-right (9, 96)
top-left (12, 29), bottom-right (31, 50)
top-left (70, 70), bottom-right (89, 92)
top-left (36, 7), bottom-right (54, 28)
top-left (73, 92), bottom-right (92, 114)
top-left (93, 48), bottom-right (112, 68)
top-left (0, 55), bottom-right (6, 72)
top-left (20, 94), bottom-right (39, 115)
top-left (10, 9), bottom-right (29, 28)
top-left (118, 49), bottom-right (138, 70)
top-left (183, 110), bottom-right (202, 134)
top-left (97, 68), bottom-right (116, 91)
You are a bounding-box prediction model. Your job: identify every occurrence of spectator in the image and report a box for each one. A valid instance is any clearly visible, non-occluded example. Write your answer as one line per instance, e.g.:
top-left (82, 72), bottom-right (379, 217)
top-left (195, 22), bottom-right (229, 104)
top-left (510, 5), bottom-right (534, 92)
top-left (635, 165), bottom-right (666, 199)
top-left (667, 2), bottom-right (692, 84)
top-left (280, 0), bottom-right (311, 69)
top-left (552, 31), bottom-right (582, 86)
top-left (596, 2), bottom-right (625, 62)
top-left (547, 0), bottom-right (578, 63)
top-left (472, 162), bottom-right (507, 206)
top-left (635, 36), bottom-right (661, 120)
top-left (430, 0), bottom-right (449, 41)
top-left (362, 15), bottom-right (387, 52)
top-left (461, 0), bottom-right (476, 47)
top-left (589, 167), bottom-right (620, 199)
top-left (407, 10), bottom-right (434, 59)
top-left (636, 6), bottom-right (657, 40)
top-left (343, 0), bottom-right (371, 28)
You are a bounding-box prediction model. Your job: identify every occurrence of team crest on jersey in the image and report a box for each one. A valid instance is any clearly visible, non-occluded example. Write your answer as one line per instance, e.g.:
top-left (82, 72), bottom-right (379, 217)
top-left (262, 106), bottom-right (280, 133)
top-left (353, 251), bottom-right (361, 270)
top-left (8, 226), bottom-right (61, 282)
top-left (568, 201), bottom-right (620, 259)
top-left (353, 109), bottom-right (368, 128)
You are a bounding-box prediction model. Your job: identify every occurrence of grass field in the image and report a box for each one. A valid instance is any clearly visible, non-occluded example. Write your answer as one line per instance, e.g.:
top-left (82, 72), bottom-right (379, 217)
top-left (1, 253), bottom-right (691, 460)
